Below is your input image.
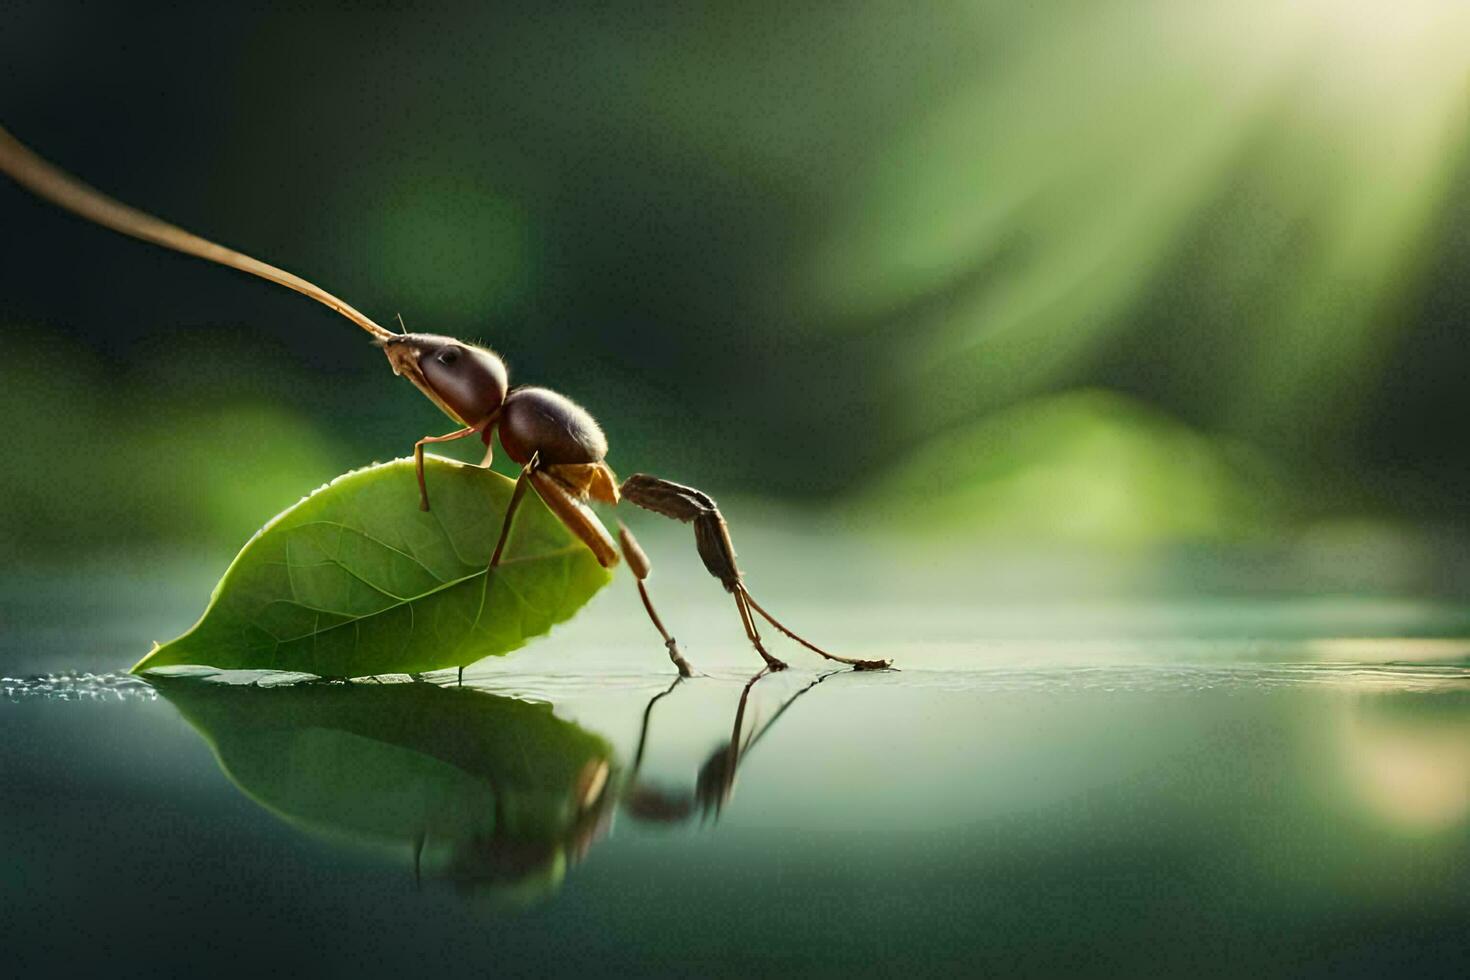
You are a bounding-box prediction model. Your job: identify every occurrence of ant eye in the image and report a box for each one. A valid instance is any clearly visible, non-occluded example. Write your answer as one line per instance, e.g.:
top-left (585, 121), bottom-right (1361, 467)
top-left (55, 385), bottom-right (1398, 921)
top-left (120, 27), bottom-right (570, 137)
top-left (418, 339), bottom-right (508, 425)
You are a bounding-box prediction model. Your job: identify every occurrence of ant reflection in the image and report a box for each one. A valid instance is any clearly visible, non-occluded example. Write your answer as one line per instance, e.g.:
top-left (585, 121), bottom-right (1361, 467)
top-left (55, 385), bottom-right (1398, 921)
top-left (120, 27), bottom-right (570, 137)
top-left (150, 666), bottom-right (836, 905)
top-left (623, 669), bottom-right (839, 826)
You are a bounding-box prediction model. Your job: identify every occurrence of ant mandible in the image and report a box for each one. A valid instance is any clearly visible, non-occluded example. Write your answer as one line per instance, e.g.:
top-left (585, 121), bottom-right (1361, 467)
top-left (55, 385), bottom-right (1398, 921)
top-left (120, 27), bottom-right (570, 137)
top-left (0, 126), bottom-right (891, 676)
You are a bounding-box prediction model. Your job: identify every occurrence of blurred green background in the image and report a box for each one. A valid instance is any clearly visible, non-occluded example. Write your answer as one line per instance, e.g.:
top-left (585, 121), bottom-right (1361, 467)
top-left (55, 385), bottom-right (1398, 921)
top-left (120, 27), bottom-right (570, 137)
top-left (2, 0), bottom-right (1468, 566)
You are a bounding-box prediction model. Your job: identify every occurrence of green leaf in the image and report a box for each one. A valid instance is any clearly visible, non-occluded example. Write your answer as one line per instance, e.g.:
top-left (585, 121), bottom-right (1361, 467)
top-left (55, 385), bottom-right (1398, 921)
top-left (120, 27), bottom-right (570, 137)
top-left (132, 456), bottom-right (612, 676)
top-left (151, 674), bottom-right (615, 900)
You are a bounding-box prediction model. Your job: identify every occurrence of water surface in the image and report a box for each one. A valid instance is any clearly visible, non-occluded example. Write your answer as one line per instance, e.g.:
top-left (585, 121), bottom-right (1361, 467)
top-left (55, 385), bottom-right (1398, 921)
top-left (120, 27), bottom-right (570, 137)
top-left (3, 551), bottom-right (1468, 977)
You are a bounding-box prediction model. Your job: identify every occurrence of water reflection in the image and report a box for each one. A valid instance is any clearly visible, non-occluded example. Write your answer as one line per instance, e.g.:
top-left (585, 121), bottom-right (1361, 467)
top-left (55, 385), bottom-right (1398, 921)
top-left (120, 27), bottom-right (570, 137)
top-left (150, 668), bottom-right (831, 902)
top-left (1338, 688), bottom-right (1470, 832)
top-left (151, 676), bottom-right (614, 903)
top-left (623, 669), bottom-right (838, 825)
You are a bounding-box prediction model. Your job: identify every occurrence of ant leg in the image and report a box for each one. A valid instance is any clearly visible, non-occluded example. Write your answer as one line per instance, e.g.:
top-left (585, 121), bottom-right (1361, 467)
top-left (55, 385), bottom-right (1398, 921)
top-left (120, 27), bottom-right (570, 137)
top-left (413, 426), bottom-right (476, 511)
top-left (620, 474), bottom-right (891, 671)
top-left (618, 524), bottom-right (693, 677)
top-left (735, 588), bottom-right (786, 671)
top-left (617, 474), bottom-right (772, 668)
top-left (493, 461), bottom-right (621, 572)
top-left (525, 469), bottom-right (620, 567)
top-left (699, 668), bottom-right (772, 821)
top-left (489, 462), bottom-right (534, 568)
top-left (740, 591), bottom-right (889, 670)
top-left (631, 675), bottom-right (686, 775)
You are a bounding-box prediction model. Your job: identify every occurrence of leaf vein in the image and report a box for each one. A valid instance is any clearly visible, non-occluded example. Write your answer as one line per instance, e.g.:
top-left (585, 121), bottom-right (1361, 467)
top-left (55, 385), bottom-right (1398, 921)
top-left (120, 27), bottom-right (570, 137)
top-left (255, 544), bottom-right (586, 646)
top-left (289, 520), bottom-right (449, 583)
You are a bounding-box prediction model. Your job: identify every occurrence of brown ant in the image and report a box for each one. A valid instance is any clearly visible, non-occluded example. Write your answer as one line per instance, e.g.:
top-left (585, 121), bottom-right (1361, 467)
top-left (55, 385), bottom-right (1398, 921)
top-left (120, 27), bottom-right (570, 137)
top-left (0, 125), bottom-right (891, 676)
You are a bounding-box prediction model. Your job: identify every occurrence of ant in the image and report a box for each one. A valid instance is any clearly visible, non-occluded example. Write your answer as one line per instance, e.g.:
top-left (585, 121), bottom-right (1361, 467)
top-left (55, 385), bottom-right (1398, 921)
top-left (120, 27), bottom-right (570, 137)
top-left (0, 125), bottom-right (891, 676)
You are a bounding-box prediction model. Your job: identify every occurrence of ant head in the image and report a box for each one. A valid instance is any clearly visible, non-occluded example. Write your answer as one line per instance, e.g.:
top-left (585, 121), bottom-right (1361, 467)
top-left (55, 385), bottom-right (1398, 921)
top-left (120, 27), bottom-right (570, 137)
top-left (377, 332), bottom-right (508, 426)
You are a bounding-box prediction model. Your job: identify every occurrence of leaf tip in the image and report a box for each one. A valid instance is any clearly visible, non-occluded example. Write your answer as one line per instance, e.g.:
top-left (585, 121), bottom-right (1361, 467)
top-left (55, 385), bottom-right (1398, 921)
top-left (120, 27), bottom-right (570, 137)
top-left (130, 641), bottom-right (163, 675)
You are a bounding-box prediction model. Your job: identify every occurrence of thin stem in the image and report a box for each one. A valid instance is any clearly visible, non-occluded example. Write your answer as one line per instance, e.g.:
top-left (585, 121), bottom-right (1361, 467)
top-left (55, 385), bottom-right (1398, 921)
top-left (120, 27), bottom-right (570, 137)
top-left (0, 125), bottom-right (393, 340)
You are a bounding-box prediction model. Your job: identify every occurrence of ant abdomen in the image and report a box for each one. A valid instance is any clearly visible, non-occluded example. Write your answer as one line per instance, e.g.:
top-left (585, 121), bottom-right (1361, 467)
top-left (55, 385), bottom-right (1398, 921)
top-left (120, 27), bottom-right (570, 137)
top-left (499, 386), bottom-right (609, 465)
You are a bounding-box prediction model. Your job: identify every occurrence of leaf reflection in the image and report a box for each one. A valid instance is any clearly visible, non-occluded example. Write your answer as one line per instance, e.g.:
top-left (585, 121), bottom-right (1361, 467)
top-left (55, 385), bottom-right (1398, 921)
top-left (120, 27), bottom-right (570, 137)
top-left (150, 667), bottom-right (837, 904)
top-left (151, 675), bottom-right (614, 904)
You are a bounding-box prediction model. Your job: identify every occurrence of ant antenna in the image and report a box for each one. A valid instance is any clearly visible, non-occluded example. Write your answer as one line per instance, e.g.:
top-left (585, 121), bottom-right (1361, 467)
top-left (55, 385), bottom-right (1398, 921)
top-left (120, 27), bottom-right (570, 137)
top-left (0, 124), bottom-right (394, 341)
